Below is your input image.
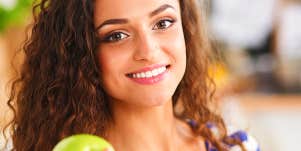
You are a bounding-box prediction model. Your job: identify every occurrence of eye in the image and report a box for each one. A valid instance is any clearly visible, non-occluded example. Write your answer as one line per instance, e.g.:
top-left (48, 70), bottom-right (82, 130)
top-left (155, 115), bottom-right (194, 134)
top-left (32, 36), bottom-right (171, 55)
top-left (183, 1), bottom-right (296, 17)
top-left (153, 19), bottom-right (175, 30)
top-left (102, 32), bottom-right (129, 42)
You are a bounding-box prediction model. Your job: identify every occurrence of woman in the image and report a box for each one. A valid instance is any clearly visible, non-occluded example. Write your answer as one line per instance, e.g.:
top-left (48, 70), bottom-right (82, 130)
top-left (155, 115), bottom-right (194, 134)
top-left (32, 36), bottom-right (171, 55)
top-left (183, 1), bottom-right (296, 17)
top-left (4, 0), bottom-right (259, 151)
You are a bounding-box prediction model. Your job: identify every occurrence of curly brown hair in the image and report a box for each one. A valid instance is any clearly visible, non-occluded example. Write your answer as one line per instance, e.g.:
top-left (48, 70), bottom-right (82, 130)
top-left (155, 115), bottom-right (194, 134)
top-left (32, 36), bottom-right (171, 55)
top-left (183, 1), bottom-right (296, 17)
top-left (3, 0), bottom-right (244, 150)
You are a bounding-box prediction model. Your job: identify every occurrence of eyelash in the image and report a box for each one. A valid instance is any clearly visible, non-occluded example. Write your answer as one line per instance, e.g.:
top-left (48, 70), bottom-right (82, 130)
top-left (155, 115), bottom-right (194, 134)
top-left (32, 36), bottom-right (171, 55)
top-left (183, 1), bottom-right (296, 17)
top-left (101, 18), bottom-right (176, 43)
top-left (102, 31), bottom-right (129, 43)
top-left (153, 18), bottom-right (175, 30)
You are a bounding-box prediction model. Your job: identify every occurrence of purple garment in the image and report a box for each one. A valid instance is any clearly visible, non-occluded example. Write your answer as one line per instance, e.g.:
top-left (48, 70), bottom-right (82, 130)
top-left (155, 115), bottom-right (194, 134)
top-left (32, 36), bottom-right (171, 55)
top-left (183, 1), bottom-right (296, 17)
top-left (186, 119), bottom-right (260, 151)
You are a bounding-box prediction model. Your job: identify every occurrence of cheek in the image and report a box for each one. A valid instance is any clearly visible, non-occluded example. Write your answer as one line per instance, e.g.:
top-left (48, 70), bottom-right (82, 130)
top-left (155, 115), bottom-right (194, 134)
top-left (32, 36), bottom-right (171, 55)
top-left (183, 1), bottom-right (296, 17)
top-left (97, 46), bottom-right (132, 94)
top-left (97, 48), bottom-right (122, 87)
top-left (98, 50), bottom-right (113, 76)
top-left (97, 49), bottom-right (122, 99)
top-left (160, 26), bottom-right (187, 64)
top-left (165, 26), bottom-right (187, 81)
top-left (98, 45), bottom-right (130, 74)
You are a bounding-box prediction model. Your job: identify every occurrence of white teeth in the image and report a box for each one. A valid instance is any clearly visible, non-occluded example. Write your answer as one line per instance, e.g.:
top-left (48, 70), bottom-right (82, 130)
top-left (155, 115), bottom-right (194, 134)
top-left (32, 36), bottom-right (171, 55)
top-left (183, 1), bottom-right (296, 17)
top-left (130, 66), bottom-right (167, 78)
top-left (152, 69), bottom-right (158, 76)
top-left (146, 71), bottom-right (152, 78)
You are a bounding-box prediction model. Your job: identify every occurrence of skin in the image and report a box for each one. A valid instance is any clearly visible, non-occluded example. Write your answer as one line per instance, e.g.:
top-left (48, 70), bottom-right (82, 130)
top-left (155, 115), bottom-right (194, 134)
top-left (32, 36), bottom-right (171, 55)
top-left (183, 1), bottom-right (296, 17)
top-left (94, 0), bottom-right (206, 151)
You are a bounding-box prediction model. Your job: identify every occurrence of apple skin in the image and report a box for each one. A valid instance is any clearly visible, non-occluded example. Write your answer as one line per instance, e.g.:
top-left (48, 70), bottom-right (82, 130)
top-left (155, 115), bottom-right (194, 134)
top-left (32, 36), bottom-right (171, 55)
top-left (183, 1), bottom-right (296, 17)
top-left (53, 134), bottom-right (114, 151)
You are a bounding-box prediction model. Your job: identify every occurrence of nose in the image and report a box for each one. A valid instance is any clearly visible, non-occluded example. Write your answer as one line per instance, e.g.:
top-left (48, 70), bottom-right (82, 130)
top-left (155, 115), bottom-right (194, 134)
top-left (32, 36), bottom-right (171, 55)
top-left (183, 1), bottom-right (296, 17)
top-left (133, 30), bottom-right (160, 62)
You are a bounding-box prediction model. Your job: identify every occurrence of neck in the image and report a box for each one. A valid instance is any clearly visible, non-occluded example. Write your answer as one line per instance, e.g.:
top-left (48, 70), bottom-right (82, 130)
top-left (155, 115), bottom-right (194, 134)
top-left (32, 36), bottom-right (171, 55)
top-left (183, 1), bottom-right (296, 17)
top-left (106, 100), bottom-right (184, 151)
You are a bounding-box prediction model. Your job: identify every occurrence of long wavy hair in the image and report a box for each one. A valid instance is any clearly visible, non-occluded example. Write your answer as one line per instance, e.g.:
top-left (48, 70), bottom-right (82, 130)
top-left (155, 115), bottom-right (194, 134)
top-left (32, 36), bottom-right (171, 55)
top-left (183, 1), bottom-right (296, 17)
top-left (4, 0), bottom-right (244, 150)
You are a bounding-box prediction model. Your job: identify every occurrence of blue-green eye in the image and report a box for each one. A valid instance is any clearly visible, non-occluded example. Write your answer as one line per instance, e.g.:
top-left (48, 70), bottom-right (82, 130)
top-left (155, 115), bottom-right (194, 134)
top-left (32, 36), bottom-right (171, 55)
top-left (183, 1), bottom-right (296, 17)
top-left (103, 32), bottom-right (129, 42)
top-left (153, 19), bottom-right (175, 30)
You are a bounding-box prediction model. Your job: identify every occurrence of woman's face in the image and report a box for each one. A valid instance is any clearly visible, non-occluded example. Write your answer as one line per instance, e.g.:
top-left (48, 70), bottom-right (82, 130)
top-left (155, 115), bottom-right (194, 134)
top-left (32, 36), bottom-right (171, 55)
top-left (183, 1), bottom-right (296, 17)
top-left (94, 0), bottom-right (186, 107)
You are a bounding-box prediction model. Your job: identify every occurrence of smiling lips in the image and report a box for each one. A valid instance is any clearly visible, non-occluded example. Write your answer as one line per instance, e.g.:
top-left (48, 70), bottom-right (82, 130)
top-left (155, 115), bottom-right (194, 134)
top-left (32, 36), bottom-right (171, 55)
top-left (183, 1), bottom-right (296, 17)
top-left (126, 65), bottom-right (170, 85)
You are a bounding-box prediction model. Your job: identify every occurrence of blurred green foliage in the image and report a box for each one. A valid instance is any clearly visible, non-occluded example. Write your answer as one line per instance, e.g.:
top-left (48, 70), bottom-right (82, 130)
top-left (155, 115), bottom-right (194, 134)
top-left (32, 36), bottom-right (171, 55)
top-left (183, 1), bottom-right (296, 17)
top-left (0, 0), bottom-right (33, 33)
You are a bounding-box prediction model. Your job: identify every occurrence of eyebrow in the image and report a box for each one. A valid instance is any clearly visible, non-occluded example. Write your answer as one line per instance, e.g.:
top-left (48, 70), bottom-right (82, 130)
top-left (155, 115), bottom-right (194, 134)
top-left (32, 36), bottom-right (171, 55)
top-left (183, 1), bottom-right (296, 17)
top-left (96, 4), bottom-right (175, 30)
top-left (149, 4), bottom-right (175, 18)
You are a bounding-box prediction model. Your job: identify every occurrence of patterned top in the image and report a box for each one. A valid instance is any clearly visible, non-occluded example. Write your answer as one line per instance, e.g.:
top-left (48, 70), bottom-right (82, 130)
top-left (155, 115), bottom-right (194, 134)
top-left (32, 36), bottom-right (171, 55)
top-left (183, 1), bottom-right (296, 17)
top-left (187, 120), bottom-right (260, 151)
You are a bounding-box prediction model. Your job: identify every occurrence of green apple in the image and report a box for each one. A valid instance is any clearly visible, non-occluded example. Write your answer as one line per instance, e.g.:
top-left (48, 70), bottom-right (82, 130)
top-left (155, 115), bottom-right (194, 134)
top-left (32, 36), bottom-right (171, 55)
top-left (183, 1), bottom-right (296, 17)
top-left (53, 134), bottom-right (114, 151)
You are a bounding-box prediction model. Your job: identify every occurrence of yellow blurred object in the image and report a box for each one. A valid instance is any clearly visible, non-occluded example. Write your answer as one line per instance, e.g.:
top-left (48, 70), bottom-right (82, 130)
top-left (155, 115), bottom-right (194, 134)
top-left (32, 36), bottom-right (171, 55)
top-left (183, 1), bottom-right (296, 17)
top-left (208, 62), bottom-right (230, 90)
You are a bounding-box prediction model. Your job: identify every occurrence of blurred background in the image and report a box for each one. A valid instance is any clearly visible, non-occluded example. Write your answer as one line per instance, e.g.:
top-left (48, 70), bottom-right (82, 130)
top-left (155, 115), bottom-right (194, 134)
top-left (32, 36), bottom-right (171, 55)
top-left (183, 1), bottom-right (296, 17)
top-left (0, 0), bottom-right (300, 150)
top-left (209, 0), bottom-right (301, 150)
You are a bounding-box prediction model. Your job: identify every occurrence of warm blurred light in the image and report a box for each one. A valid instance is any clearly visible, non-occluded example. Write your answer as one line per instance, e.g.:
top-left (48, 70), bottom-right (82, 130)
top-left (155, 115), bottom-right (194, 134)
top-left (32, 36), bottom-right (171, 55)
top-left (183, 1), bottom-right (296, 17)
top-left (0, 0), bottom-right (17, 10)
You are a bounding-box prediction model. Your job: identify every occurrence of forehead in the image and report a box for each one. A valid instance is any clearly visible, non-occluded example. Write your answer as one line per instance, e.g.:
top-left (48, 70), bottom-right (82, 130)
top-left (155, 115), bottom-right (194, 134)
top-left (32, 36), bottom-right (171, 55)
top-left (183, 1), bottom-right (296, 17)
top-left (94, 0), bottom-right (180, 21)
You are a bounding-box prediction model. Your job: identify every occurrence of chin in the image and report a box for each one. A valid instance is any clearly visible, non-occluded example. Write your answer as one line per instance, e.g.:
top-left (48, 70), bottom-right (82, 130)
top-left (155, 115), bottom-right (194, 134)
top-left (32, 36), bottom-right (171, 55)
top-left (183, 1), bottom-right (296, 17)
top-left (133, 93), bottom-right (173, 107)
